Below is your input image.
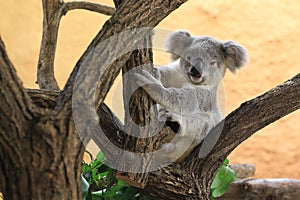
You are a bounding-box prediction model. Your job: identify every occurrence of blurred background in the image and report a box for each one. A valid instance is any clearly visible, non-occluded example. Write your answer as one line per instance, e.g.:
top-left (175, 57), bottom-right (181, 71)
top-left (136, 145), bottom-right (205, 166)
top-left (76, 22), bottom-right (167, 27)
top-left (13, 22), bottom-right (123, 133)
top-left (0, 0), bottom-right (299, 178)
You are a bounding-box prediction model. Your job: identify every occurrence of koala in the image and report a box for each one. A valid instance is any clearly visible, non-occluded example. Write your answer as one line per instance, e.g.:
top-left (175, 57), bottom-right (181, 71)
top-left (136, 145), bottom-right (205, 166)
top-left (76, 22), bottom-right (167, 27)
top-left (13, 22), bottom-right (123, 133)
top-left (134, 30), bottom-right (248, 163)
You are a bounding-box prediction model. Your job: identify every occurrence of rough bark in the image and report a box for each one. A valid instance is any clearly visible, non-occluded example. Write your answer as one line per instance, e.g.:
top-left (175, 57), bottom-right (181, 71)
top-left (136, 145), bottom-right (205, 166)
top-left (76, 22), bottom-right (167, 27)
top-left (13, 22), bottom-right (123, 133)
top-left (37, 0), bottom-right (115, 90)
top-left (142, 73), bottom-right (300, 200)
top-left (111, 0), bottom-right (153, 187)
top-left (54, 0), bottom-right (189, 115)
top-left (114, 34), bottom-right (154, 187)
top-left (63, 1), bottom-right (115, 15)
top-left (37, 0), bottom-right (62, 90)
top-left (53, 0), bottom-right (189, 187)
top-left (0, 37), bottom-right (84, 200)
top-left (1, 0), bottom-right (300, 199)
top-left (23, 75), bottom-right (300, 200)
top-left (1, 0), bottom-right (189, 199)
top-left (229, 164), bottom-right (255, 179)
top-left (216, 178), bottom-right (300, 200)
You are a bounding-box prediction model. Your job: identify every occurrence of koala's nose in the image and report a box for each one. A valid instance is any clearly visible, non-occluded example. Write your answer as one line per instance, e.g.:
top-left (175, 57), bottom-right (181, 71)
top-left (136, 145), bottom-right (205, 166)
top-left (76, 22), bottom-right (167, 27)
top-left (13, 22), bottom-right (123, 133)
top-left (189, 66), bottom-right (202, 78)
top-left (189, 59), bottom-right (203, 77)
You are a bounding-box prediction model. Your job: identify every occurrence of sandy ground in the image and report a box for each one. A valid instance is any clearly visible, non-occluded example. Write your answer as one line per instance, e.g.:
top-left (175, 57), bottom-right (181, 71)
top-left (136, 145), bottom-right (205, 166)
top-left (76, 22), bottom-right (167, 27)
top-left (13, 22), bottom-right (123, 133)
top-left (0, 0), bottom-right (299, 179)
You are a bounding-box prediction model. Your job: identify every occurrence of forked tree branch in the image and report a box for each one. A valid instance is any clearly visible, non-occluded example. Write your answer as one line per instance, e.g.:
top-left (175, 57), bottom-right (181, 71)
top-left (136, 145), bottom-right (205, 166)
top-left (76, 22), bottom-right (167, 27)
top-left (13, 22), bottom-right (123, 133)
top-left (37, 0), bottom-right (115, 90)
top-left (144, 73), bottom-right (300, 199)
top-left (197, 73), bottom-right (300, 171)
top-left (63, 1), bottom-right (115, 16)
top-left (23, 73), bottom-right (300, 199)
top-left (54, 0), bottom-right (189, 115)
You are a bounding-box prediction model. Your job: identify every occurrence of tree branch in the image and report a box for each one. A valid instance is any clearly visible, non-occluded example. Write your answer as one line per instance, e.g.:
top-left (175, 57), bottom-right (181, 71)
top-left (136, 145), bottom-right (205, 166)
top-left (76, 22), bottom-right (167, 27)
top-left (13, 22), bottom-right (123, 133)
top-left (197, 73), bottom-right (300, 171)
top-left (0, 36), bottom-right (36, 135)
top-left (0, 37), bottom-right (39, 199)
top-left (216, 178), bottom-right (300, 200)
top-left (37, 0), bottom-right (63, 90)
top-left (54, 0), bottom-right (189, 115)
top-left (37, 0), bottom-right (115, 90)
top-left (144, 73), bottom-right (300, 199)
top-left (63, 1), bottom-right (115, 16)
top-left (22, 72), bottom-right (300, 199)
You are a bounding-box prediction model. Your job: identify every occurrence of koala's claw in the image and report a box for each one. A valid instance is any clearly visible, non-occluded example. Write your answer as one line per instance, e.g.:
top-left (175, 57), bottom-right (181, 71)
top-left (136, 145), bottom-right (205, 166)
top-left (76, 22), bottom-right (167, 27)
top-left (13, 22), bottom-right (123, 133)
top-left (133, 70), bottom-right (159, 87)
top-left (152, 68), bottom-right (161, 80)
top-left (158, 109), bottom-right (172, 122)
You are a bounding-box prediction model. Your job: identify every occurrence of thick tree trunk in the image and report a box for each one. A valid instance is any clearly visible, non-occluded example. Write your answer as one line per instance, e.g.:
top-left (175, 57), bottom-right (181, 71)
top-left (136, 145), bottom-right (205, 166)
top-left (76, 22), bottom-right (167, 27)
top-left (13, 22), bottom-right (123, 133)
top-left (1, 0), bottom-right (299, 199)
top-left (25, 75), bottom-right (300, 200)
top-left (0, 1), bottom-right (189, 199)
top-left (2, 74), bottom-right (299, 200)
top-left (0, 38), bottom-right (84, 200)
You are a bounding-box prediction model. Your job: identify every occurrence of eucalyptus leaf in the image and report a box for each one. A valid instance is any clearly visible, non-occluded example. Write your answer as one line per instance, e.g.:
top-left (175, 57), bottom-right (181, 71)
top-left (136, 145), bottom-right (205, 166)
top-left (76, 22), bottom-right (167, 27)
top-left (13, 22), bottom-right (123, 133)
top-left (210, 160), bottom-right (236, 199)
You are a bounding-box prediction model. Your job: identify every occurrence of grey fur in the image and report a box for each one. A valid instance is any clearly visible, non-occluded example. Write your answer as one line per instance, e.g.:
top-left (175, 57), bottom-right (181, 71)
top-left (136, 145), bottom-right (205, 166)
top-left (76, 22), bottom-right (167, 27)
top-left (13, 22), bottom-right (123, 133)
top-left (135, 30), bottom-right (248, 162)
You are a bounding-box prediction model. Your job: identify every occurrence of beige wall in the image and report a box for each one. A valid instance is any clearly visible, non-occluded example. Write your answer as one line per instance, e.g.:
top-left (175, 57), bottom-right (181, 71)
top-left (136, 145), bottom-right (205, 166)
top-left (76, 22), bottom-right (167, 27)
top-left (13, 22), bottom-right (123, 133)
top-left (1, 0), bottom-right (299, 178)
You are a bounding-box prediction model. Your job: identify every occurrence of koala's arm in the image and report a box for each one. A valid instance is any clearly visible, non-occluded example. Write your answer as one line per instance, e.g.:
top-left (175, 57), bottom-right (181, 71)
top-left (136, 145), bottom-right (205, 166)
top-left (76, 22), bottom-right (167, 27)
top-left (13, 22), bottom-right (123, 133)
top-left (135, 71), bottom-right (199, 114)
top-left (156, 62), bottom-right (188, 88)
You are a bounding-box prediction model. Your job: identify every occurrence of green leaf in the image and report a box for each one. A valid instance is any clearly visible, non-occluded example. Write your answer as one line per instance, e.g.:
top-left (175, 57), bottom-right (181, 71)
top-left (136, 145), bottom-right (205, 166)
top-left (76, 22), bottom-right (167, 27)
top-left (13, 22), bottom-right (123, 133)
top-left (121, 186), bottom-right (139, 200)
top-left (96, 151), bottom-right (106, 163)
top-left (211, 165), bottom-right (236, 198)
top-left (103, 181), bottom-right (127, 198)
top-left (82, 163), bottom-right (91, 173)
top-left (81, 150), bottom-right (139, 199)
top-left (223, 158), bottom-right (229, 166)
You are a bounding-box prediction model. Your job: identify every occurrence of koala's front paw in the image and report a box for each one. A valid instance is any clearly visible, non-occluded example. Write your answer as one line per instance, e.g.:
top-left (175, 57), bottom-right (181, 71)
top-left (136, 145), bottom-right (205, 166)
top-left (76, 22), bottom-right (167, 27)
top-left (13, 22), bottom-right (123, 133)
top-left (151, 68), bottom-right (161, 80)
top-left (133, 70), bottom-right (159, 87)
top-left (153, 142), bottom-right (177, 164)
top-left (158, 108), bottom-right (172, 122)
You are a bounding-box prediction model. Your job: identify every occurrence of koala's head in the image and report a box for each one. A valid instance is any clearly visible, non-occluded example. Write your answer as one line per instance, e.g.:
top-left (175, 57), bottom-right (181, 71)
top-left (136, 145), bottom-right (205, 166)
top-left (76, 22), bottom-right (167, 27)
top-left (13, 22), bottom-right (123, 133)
top-left (165, 30), bottom-right (248, 85)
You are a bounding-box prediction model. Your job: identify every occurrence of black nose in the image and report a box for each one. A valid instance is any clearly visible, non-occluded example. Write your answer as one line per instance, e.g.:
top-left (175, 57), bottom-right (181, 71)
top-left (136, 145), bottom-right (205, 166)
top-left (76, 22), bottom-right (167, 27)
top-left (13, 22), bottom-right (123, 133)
top-left (190, 66), bottom-right (202, 78)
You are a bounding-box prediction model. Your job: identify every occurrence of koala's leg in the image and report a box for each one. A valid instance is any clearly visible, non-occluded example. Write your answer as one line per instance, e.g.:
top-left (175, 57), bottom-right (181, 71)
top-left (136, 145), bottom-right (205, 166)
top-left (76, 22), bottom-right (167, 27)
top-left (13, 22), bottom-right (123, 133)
top-left (155, 136), bottom-right (198, 163)
top-left (175, 138), bottom-right (198, 163)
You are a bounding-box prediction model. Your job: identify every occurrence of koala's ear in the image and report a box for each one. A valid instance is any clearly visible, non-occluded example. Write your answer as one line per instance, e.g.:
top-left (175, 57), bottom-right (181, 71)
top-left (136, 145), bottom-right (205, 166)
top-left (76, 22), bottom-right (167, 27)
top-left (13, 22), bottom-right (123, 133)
top-left (165, 30), bottom-right (193, 61)
top-left (222, 41), bottom-right (248, 73)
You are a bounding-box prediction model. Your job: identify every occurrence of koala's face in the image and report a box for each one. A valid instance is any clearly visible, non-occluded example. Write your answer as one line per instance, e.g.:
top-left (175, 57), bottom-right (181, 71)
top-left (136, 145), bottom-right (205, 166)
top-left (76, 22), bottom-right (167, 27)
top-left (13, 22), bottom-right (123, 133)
top-left (179, 38), bottom-right (226, 85)
top-left (166, 31), bottom-right (248, 86)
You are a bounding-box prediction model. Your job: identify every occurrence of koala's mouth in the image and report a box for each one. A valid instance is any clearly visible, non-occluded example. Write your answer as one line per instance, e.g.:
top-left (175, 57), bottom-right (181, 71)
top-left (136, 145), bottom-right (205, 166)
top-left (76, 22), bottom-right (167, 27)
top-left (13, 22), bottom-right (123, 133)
top-left (188, 67), bottom-right (203, 83)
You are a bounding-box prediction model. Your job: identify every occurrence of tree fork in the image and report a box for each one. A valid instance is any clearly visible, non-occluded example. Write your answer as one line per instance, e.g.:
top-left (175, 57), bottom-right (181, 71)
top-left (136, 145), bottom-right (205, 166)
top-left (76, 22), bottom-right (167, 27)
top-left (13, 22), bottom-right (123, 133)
top-left (0, 37), bottom-right (85, 199)
top-left (1, 0), bottom-right (299, 199)
top-left (23, 73), bottom-right (300, 199)
top-left (143, 73), bottom-right (300, 199)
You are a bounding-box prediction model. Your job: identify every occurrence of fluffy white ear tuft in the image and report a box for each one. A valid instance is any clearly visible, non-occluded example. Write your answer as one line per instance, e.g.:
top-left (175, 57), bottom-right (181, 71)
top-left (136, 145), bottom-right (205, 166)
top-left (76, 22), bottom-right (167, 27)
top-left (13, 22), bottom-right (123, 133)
top-left (165, 30), bottom-right (193, 61)
top-left (222, 41), bottom-right (248, 73)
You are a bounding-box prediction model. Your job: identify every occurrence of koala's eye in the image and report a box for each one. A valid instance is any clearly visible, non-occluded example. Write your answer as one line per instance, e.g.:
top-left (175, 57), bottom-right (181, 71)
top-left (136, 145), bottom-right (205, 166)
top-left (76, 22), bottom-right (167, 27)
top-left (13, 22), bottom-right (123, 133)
top-left (186, 55), bottom-right (191, 62)
top-left (210, 60), bottom-right (217, 67)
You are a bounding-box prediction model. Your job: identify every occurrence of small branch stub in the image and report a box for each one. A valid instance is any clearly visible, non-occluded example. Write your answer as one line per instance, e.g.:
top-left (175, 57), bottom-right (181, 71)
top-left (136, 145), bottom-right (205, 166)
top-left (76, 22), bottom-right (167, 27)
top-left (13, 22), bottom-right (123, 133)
top-left (216, 178), bottom-right (300, 200)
